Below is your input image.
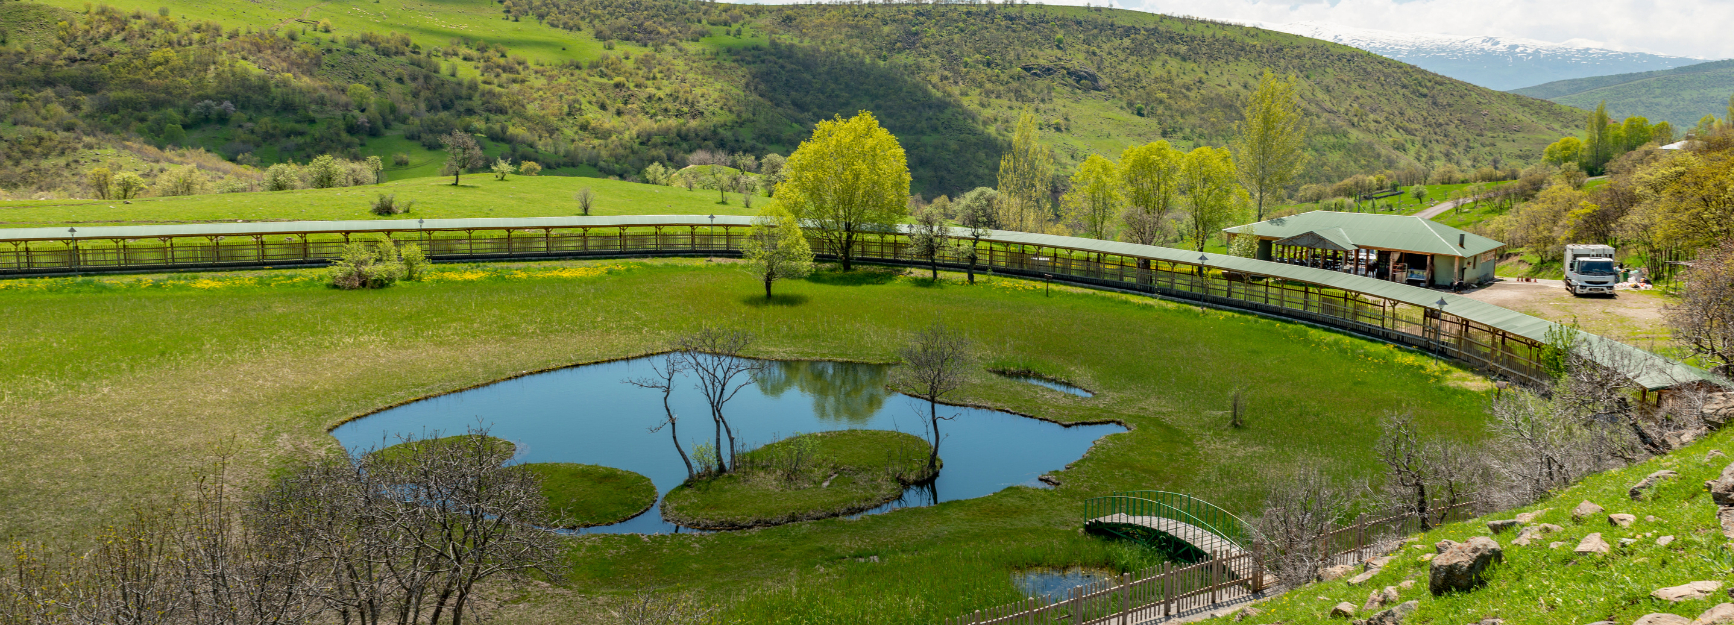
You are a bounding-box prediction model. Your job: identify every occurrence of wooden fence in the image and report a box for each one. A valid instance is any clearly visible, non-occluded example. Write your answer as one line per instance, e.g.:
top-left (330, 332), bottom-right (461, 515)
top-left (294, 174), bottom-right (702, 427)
top-left (0, 218), bottom-right (1651, 389)
top-left (944, 501), bottom-right (1476, 625)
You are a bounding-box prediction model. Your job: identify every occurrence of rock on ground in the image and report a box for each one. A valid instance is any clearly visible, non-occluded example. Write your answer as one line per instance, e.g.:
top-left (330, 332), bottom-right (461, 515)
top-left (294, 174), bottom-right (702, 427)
top-left (1634, 614), bottom-right (1691, 625)
top-left (1332, 601), bottom-right (1358, 618)
top-left (1631, 470), bottom-right (1679, 501)
top-left (1574, 500), bottom-right (1606, 520)
top-left (1430, 537), bottom-right (1503, 595)
top-left (1515, 508), bottom-right (1551, 523)
top-left (1709, 463), bottom-right (1734, 506)
top-left (1575, 533), bottom-right (1611, 555)
top-left (1610, 513), bottom-right (1637, 527)
top-left (1362, 586), bottom-right (1399, 611)
top-left (1348, 569), bottom-right (1380, 586)
top-left (1658, 535), bottom-right (1676, 547)
top-left (1487, 519), bottom-right (1522, 533)
top-left (1352, 600), bottom-right (1418, 625)
top-left (1654, 581), bottom-right (1725, 602)
top-left (1320, 564), bottom-right (1357, 581)
top-left (1232, 606), bottom-right (1263, 621)
top-left (1695, 603), bottom-right (1734, 625)
top-left (1514, 523), bottom-right (1564, 546)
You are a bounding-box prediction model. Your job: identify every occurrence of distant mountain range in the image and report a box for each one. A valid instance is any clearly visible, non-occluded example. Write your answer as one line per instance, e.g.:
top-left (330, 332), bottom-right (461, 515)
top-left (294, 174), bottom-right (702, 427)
top-left (1250, 21), bottom-right (1706, 92)
top-left (1511, 60), bottom-right (1734, 128)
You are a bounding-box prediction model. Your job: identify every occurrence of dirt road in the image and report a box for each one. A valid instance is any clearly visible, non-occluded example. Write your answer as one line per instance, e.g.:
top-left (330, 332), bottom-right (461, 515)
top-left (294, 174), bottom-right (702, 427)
top-left (1460, 279), bottom-right (1672, 347)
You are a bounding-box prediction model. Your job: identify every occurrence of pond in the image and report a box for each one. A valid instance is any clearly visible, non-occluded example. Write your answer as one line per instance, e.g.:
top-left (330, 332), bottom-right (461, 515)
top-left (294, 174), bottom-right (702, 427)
top-left (1011, 567), bottom-right (1116, 602)
top-left (996, 372), bottom-right (1095, 398)
top-left (331, 358), bottom-right (1126, 533)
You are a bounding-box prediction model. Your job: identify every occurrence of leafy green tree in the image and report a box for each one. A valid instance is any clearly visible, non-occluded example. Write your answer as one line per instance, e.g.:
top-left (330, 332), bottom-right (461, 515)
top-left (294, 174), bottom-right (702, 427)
top-left (1179, 146), bottom-right (1247, 252)
top-left (743, 205), bottom-right (814, 299)
top-left (1409, 184), bottom-right (1429, 207)
top-left (440, 131), bottom-right (485, 185)
top-left (1118, 140), bottom-right (1182, 246)
top-left (365, 155), bottom-right (384, 184)
top-left (87, 167), bottom-right (113, 200)
top-left (307, 155), bottom-right (344, 189)
top-left (1620, 116), bottom-right (1653, 152)
top-left (908, 205), bottom-right (955, 280)
top-left (776, 111), bottom-right (910, 271)
top-left (1228, 223), bottom-right (1258, 258)
top-left (491, 157), bottom-right (516, 180)
top-left (347, 83), bottom-right (373, 110)
top-left (1232, 72), bottom-right (1310, 220)
top-left (1584, 101), bottom-right (1613, 174)
top-left (996, 110), bottom-right (1054, 233)
top-left (953, 187), bottom-right (998, 284)
top-left (156, 164), bottom-right (207, 196)
top-left (759, 153), bottom-right (788, 197)
top-left (518, 161), bottom-right (541, 176)
top-left (643, 162), bottom-right (672, 185)
top-left (1542, 137), bottom-right (1584, 167)
top-left (264, 163), bottom-right (300, 191)
top-left (1062, 153), bottom-right (1120, 241)
top-left (112, 172), bottom-right (146, 200)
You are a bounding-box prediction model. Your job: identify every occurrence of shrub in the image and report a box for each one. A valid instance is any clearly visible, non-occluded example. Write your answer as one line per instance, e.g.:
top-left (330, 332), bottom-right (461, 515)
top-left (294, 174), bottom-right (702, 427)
top-left (518, 161), bottom-right (542, 176)
top-left (112, 172), bottom-right (147, 199)
top-left (329, 237), bottom-right (406, 289)
top-left (307, 155), bottom-right (344, 188)
top-left (371, 193), bottom-right (413, 216)
top-left (156, 165), bottom-right (207, 196)
top-left (391, 152), bottom-right (411, 166)
top-left (491, 157), bottom-right (516, 180)
top-left (400, 242), bottom-right (427, 281)
top-left (264, 163), bottom-right (300, 191)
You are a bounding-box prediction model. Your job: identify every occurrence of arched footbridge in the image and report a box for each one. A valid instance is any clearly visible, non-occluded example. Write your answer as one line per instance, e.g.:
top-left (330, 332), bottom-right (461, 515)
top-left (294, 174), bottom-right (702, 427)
top-left (1084, 491), bottom-right (1261, 560)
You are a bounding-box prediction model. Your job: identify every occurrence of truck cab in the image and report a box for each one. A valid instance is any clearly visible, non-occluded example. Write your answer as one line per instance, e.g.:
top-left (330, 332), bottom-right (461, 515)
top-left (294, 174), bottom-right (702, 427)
top-left (1563, 244), bottom-right (1617, 296)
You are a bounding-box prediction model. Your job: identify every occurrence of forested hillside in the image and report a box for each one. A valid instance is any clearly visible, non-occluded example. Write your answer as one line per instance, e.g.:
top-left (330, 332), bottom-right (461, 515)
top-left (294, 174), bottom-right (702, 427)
top-left (0, 0), bottom-right (1584, 198)
top-left (1512, 59), bottom-right (1734, 129)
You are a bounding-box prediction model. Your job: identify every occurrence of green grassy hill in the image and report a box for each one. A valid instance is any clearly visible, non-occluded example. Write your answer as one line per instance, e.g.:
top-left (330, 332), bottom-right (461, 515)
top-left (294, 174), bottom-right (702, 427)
top-left (0, 0), bottom-right (1583, 200)
top-left (1511, 59), bottom-right (1734, 128)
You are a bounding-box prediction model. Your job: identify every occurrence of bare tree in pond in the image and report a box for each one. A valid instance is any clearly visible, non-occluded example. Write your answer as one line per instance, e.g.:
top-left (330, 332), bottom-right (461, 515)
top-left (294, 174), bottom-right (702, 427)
top-left (673, 328), bottom-right (760, 473)
top-left (628, 353), bottom-right (698, 480)
top-left (894, 323), bottom-right (974, 474)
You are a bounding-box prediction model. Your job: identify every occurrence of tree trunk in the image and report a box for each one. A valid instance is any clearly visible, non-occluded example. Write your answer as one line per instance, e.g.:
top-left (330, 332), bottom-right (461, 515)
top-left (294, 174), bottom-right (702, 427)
top-left (668, 416), bottom-right (695, 480)
top-left (1415, 482), bottom-right (1430, 531)
top-left (764, 275), bottom-right (774, 299)
top-left (929, 255), bottom-right (938, 280)
top-left (927, 399), bottom-right (941, 474)
top-left (967, 238), bottom-right (979, 284)
top-left (839, 230), bottom-right (855, 271)
top-left (713, 417), bottom-right (727, 474)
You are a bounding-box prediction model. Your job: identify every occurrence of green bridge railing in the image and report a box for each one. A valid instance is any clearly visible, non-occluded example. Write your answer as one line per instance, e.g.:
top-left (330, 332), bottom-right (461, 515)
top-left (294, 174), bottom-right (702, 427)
top-left (1083, 491), bottom-right (1261, 555)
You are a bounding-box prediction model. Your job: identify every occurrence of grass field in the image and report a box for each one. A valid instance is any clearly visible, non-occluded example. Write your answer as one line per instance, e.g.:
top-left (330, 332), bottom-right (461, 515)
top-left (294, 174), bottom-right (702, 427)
top-left (0, 175), bottom-right (771, 227)
top-left (0, 258), bottom-right (1490, 624)
top-left (1202, 424), bottom-right (1734, 625)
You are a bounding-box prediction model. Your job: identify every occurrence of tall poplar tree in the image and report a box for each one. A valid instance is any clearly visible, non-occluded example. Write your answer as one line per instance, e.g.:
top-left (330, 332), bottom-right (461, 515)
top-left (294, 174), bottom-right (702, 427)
top-left (776, 111), bottom-right (911, 271)
top-left (1584, 101), bottom-right (1613, 175)
top-left (1062, 154), bottom-right (1122, 241)
top-left (1180, 146), bottom-right (1249, 252)
top-left (996, 111), bottom-right (1055, 233)
top-left (1232, 72), bottom-right (1310, 221)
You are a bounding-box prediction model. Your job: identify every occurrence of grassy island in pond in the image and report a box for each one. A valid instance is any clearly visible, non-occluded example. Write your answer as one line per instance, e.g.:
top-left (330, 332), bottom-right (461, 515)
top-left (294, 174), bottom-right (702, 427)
top-left (661, 430), bottom-right (938, 530)
top-left (521, 463), bottom-right (657, 528)
top-left (367, 434), bottom-right (516, 465)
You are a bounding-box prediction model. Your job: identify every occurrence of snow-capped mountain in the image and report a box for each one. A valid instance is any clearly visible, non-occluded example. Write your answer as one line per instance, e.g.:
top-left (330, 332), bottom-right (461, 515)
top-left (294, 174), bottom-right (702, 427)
top-left (1252, 21), bottom-right (1703, 91)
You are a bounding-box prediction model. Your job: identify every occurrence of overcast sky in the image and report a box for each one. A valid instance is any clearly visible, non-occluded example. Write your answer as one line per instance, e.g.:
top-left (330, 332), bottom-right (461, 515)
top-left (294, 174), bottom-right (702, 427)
top-left (1076, 0), bottom-right (1731, 60)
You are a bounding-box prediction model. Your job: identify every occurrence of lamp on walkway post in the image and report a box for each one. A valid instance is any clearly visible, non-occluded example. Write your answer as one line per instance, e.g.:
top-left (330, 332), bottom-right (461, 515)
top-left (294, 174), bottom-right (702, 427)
top-left (1434, 297), bottom-right (1449, 355)
top-left (67, 227), bottom-right (77, 267)
top-left (708, 213), bottom-right (716, 250)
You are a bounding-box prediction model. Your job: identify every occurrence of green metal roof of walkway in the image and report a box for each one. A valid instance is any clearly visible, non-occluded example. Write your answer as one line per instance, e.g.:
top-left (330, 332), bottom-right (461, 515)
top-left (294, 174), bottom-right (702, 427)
top-left (1223, 211), bottom-right (1505, 258)
top-left (0, 215), bottom-right (1716, 390)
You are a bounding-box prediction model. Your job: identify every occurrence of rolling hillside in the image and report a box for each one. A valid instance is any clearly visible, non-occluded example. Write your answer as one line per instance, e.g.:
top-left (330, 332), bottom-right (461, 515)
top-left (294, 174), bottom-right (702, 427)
top-left (1511, 59), bottom-right (1734, 127)
top-left (0, 0), bottom-right (1585, 199)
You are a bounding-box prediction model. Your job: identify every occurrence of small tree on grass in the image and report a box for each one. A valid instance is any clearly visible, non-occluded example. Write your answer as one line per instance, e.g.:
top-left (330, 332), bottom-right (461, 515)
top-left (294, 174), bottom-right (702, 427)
top-left (908, 205), bottom-right (954, 281)
top-left (329, 237), bottom-right (425, 289)
top-left (491, 157), bottom-right (516, 181)
top-left (627, 353), bottom-right (698, 480)
top-left (87, 167), bottom-right (113, 199)
top-left (1409, 184), bottom-right (1428, 208)
top-left (953, 187), bottom-right (998, 284)
top-left (519, 161), bottom-right (542, 176)
top-left (673, 328), bottom-right (760, 474)
top-left (894, 322), bottom-right (973, 474)
top-left (440, 131), bottom-right (485, 185)
top-left (575, 188), bottom-right (594, 215)
top-left (112, 172), bottom-right (147, 200)
top-left (742, 206), bottom-right (814, 299)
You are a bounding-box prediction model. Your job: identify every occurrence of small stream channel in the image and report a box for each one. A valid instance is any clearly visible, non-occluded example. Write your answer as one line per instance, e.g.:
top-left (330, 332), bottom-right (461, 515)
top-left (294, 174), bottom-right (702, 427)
top-left (331, 358), bottom-right (1125, 533)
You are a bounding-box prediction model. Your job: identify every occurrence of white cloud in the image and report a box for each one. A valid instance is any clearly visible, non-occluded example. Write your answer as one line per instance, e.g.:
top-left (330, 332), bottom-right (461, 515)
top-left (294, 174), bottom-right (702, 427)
top-left (1095, 0), bottom-right (1732, 59)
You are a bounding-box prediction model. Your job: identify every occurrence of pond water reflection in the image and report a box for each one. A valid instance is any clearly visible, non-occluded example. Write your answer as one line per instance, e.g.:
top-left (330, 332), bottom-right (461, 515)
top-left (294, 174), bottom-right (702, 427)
top-left (331, 358), bottom-right (1124, 533)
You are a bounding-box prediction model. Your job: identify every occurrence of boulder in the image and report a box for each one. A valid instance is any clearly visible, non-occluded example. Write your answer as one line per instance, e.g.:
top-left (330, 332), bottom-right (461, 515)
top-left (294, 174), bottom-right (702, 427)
top-left (1348, 569), bottom-right (1379, 586)
top-left (1709, 463), bottom-right (1734, 507)
top-left (1354, 600), bottom-right (1418, 625)
top-left (1634, 614), bottom-right (1691, 625)
top-left (1362, 586), bottom-right (1399, 611)
top-left (1574, 500), bottom-right (1606, 520)
top-left (1658, 535), bottom-right (1676, 547)
top-left (1721, 508), bottom-right (1734, 540)
top-left (1575, 533), bottom-right (1611, 555)
top-left (1436, 539), bottom-right (1460, 554)
top-left (1487, 519), bottom-right (1523, 533)
top-left (1429, 536), bottom-right (1503, 595)
top-left (1695, 603), bottom-right (1734, 625)
top-left (1654, 581), bottom-right (1725, 602)
top-left (1332, 601), bottom-right (1358, 618)
top-left (1515, 508), bottom-right (1551, 523)
top-left (1610, 513), bottom-right (1638, 527)
top-left (1631, 470), bottom-right (1680, 501)
top-left (1321, 564), bottom-right (1357, 581)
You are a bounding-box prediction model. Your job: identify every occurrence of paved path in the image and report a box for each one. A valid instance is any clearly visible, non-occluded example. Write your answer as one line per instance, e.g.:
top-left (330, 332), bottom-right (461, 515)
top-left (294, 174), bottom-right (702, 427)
top-left (1088, 514), bottom-right (1245, 557)
top-left (1414, 197), bottom-right (1468, 220)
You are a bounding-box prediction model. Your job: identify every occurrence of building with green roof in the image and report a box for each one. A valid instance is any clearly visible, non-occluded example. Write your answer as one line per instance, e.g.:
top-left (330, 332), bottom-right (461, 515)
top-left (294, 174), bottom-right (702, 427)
top-left (1223, 211), bottom-right (1505, 288)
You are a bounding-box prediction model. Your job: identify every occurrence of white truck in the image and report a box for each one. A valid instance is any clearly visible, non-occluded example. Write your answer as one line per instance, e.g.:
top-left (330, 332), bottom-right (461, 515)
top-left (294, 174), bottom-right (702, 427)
top-left (1563, 244), bottom-right (1618, 296)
